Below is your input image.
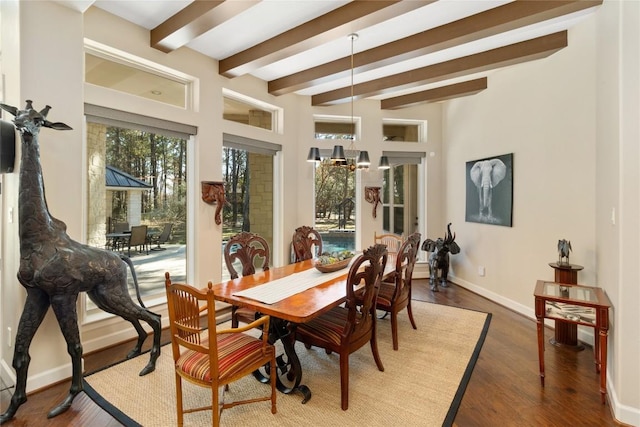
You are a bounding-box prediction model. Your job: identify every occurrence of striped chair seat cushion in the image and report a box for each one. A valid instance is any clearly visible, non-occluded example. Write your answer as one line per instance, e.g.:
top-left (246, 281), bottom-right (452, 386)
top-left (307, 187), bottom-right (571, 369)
top-left (176, 333), bottom-right (268, 383)
top-left (375, 281), bottom-right (396, 308)
top-left (354, 281), bottom-right (395, 308)
top-left (297, 306), bottom-right (361, 346)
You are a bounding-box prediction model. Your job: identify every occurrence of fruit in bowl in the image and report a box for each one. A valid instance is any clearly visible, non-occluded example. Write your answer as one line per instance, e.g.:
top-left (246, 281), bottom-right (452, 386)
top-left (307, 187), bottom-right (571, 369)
top-left (315, 251), bottom-right (355, 273)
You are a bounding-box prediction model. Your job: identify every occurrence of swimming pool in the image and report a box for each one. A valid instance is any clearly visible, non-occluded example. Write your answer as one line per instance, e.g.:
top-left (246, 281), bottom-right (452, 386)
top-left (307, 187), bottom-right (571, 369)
top-left (319, 231), bottom-right (355, 254)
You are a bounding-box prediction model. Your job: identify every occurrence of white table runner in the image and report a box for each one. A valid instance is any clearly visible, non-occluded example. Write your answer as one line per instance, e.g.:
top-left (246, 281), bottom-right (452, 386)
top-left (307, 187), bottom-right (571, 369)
top-left (232, 265), bottom-right (350, 304)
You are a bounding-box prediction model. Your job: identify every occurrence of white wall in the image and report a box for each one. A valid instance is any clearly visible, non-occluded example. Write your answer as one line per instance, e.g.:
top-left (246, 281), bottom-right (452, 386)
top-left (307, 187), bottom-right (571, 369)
top-left (595, 1), bottom-right (640, 424)
top-left (445, 16), bottom-right (597, 306)
top-left (443, 3), bottom-right (639, 424)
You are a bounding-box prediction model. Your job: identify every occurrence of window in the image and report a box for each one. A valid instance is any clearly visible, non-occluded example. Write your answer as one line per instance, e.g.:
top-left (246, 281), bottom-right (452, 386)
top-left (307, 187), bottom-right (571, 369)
top-left (313, 116), bottom-right (359, 253)
top-left (222, 134), bottom-right (280, 279)
top-left (84, 50), bottom-right (192, 109)
top-left (313, 160), bottom-right (356, 253)
top-left (85, 105), bottom-right (194, 314)
top-left (223, 89), bottom-right (281, 132)
top-left (382, 119), bottom-right (425, 143)
top-left (380, 119), bottom-right (426, 237)
top-left (382, 164), bottom-right (418, 236)
top-left (315, 121), bottom-right (355, 140)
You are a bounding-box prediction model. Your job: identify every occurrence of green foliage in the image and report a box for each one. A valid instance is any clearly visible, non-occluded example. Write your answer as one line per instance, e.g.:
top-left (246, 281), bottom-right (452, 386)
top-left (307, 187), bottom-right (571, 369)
top-left (314, 160), bottom-right (355, 229)
top-left (222, 147), bottom-right (248, 228)
top-left (105, 126), bottom-right (187, 228)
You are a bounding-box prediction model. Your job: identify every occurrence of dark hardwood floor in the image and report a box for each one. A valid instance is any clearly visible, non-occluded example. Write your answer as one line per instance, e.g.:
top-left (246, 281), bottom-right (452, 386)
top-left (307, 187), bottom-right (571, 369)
top-left (0, 279), bottom-right (624, 426)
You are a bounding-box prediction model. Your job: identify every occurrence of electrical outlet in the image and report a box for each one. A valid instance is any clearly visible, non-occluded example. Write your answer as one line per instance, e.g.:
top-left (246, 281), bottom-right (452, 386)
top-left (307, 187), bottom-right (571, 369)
top-left (478, 266), bottom-right (485, 277)
top-left (7, 327), bottom-right (11, 347)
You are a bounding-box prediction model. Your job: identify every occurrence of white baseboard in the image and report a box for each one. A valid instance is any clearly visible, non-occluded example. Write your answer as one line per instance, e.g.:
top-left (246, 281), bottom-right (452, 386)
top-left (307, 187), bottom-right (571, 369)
top-left (413, 261), bottom-right (429, 279)
top-left (82, 324), bottom-right (147, 354)
top-left (1, 357), bottom-right (78, 394)
top-left (449, 275), bottom-right (640, 427)
top-left (449, 275), bottom-right (595, 345)
top-left (1, 358), bottom-right (16, 389)
top-left (606, 383), bottom-right (640, 427)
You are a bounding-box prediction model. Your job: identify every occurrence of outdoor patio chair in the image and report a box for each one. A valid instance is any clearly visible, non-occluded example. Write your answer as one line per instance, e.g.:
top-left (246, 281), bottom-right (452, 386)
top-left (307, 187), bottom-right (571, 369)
top-left (164, 273), bottom-right (277, 427)
top-left (292, 225), bottom-right (323, 262)
top-left (224, 231), bottom-right (270, 327)
top-left (150, 222), bottom-right (173, 250)
top-left (293, 244), bottom-right (387, 410)
top-left (127, 225), bottom-right (149, 256)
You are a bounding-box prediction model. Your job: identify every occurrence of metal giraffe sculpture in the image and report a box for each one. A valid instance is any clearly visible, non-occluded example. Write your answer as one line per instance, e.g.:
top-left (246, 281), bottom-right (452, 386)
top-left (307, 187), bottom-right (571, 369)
top-left (0, 101), bottom-right (161, 423)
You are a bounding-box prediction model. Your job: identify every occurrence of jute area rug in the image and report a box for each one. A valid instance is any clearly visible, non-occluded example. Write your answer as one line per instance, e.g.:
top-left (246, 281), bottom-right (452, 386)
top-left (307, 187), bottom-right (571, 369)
top-left (84, 302), bottom-right (491, 427)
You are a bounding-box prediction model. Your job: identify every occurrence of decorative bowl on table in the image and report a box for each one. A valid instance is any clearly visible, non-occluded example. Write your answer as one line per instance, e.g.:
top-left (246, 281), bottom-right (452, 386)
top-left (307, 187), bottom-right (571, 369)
top-left (314, 251), bottom-right (355, 273)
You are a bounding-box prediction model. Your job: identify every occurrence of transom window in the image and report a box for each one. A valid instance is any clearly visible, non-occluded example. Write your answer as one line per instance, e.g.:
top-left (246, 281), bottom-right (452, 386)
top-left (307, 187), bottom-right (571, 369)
top-left (223, 89), bottom-right (281, 132)
top-left (84, 44), bottom-right (193, 109)
top-left (383, 119), bottom-right (425, 143)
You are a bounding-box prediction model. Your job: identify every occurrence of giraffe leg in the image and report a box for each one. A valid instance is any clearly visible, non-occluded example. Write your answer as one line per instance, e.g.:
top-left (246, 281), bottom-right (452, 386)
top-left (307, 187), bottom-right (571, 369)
top-left (137, 310), bottom-right (161, 376)
top-left (0, 288), bottom-right (50, 423)
top-left (88, 282), bottom-right (162, 376)
top-left (126, 318), bottom-right (148, 359)
top-left (47, 294), bottom-right (84, 418)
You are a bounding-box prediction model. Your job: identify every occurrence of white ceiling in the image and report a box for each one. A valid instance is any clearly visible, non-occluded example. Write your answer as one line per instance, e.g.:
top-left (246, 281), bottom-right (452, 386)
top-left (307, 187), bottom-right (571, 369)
top-left (79, 0), bottom-right (601, 107)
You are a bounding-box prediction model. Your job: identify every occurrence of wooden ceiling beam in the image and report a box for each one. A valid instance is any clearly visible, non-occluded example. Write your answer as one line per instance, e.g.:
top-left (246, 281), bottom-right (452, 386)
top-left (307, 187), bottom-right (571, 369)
top-left (269, 0), bottom-right (601, 96)
top-left (218, 1), bottom-right (432, 77)
top-left (381, 78), bottom-right (488, 109)
top-left (151, 0), bottom-right (259, 53)
top-left (312, 31), bottom-right (567, 106)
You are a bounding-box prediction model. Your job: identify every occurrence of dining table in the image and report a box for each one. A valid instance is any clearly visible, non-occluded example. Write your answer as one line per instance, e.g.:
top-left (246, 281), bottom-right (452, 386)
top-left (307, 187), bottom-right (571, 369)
top-left (209, 255), bottom-right (395, 404)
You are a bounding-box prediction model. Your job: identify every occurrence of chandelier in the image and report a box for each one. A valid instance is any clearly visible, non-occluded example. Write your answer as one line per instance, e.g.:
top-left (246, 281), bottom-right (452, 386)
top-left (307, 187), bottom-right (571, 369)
top-left (308, 34), bottom-right (387, 170)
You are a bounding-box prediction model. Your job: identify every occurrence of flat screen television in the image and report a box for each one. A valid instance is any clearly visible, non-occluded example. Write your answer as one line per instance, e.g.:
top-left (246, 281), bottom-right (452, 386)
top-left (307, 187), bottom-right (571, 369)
top-left (0, 119), bottom-right (16, 173)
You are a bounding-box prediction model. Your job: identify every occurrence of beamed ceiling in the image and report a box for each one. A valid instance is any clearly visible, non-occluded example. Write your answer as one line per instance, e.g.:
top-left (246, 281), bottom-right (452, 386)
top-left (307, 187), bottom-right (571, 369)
top-left (88, 0), bottom-right (602, 109)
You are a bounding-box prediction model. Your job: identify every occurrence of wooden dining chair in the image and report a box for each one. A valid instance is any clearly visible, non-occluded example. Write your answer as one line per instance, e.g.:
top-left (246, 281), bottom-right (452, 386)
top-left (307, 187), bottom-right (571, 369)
top-left (373, 231), bottom-right (404, 255)
top-left (373, 232), bottom-right (421, 350)
top-left (164, 273), bottom-right (277, 427)
top-left (293, 243), bottom-right (388, 410)
top-left (127, 225), bottom-right (149, 256)
top-left (223, 231), bottom-right (270, 327)
top-left (292, 225), bottom-right (323, 262)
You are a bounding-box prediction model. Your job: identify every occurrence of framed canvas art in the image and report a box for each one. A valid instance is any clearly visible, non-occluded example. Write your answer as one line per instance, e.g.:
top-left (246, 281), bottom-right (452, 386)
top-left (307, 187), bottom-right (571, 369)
top-left (465, 153), bottom-right (513, 227)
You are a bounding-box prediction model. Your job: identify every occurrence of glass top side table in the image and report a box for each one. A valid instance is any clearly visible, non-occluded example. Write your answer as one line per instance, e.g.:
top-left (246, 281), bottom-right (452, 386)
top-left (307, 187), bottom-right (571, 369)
top-left (534, 280), bottom-right (612, 404)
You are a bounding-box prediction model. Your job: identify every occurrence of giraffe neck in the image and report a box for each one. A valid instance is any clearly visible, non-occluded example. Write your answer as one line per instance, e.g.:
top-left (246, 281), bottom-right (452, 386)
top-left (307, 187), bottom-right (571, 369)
top-left (18, 132), bottom-right (61, 248)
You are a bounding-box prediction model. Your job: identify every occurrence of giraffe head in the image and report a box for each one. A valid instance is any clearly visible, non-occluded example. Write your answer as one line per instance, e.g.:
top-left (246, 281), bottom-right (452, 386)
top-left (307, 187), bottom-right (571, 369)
top-left (0, 100), bottom-right (72, 136)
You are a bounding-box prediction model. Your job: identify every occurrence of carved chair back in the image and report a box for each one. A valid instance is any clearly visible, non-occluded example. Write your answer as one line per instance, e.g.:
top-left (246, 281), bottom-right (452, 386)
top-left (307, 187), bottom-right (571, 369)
top-left (293, 243), bottom-right (388, 410)
top-left (292, 225), bottom-right (323, 262)
top-left (224, 231), bottom-right (270, 279)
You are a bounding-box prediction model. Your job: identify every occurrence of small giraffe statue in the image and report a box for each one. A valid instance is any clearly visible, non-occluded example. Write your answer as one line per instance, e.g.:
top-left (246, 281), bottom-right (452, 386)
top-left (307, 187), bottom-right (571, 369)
top-left (0, 101), bottom-right (161, 423)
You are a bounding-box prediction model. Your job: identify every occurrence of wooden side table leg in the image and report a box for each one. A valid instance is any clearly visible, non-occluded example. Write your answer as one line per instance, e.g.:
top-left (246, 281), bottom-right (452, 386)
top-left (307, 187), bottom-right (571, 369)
top-left (599, 328), bottom-right (608, 404)
top-left (594, 326), bottom-right (601, 374)
top-left (536, 316), bottom-right (545, 386)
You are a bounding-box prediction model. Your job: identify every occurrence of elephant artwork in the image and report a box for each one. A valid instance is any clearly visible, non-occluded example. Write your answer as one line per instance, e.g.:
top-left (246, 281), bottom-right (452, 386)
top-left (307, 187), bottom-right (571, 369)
top-left (465, 153), bottom-right (513, 226)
